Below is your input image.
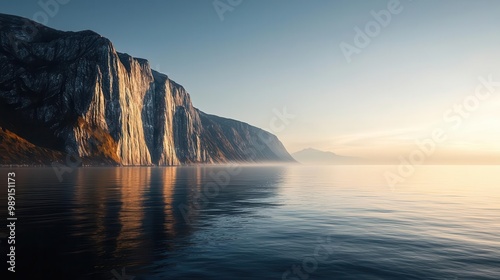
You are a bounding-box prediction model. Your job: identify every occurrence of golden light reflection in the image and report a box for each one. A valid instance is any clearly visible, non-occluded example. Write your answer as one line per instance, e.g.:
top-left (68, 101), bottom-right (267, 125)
top-left (115, 167), bottom-right (150, 255)
top-left (74, 168), bottom-right (117, 256)
top-left (162, 167), bottom-right (177, 236)
top-left (281, 165), bottom-right (500, 214)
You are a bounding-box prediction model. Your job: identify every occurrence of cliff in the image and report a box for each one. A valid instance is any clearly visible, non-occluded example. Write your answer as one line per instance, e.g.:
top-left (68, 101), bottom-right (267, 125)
top-left (0, 14), bottom-right (294, 166)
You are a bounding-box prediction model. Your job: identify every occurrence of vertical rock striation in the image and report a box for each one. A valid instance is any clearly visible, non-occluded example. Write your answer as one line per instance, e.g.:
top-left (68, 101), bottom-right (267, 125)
top-left (0, 13), bottom-right (295, 165)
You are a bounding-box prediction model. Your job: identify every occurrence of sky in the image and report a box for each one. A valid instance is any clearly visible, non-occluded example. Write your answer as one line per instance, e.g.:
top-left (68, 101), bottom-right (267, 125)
top-left (2, 0), bottom-right (500, 164)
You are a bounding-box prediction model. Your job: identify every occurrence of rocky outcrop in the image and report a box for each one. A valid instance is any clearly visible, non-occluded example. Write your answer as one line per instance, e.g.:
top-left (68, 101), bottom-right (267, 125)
top-left (0, 14), bottom-right (294, 165)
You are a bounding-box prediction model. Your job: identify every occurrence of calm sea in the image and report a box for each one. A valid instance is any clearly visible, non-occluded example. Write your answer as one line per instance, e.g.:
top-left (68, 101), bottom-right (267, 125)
top-left (1, 165), bottom-right (499, 279)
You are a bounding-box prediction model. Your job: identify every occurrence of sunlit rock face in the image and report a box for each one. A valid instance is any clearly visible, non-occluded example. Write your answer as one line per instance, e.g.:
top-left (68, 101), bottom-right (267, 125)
top-left (0, 14), bottom-right (295, 165)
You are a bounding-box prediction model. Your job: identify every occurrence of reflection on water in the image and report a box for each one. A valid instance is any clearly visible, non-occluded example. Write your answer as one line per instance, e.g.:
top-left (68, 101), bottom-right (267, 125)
top-left (0, 165), bottom-right (499, 279)
top-left (1, 166), bottom-right (285, 279)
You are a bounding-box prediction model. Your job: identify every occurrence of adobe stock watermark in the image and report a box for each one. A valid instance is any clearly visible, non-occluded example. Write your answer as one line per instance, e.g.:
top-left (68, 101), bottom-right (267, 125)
top-left (179, 106), bottom-right (295, 225)
top-left (52, 153), bottom-right (82, 182)
top-left (213, 0), bottom-right (243, 21)
top-left (384, 74), bottom-right (500, 189)
top-left (2, 0), bottom-right (70, 53)
top-left (339, 0), bottom-right (411, 63)
top-left (33, 0), bottom-right (71, 26)
top-left (109, 267), bottom-right (135, 280)
top-left (282, 235), bottom-right (335, 280)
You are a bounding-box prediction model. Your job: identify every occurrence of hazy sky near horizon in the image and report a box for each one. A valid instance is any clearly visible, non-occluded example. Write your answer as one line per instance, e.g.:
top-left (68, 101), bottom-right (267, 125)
top-left (2, 0), bottom-right (500, 163)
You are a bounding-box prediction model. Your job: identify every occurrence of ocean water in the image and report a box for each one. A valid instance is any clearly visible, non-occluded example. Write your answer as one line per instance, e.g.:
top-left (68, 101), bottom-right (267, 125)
top-left (1, 165), bottom-right (499, 279)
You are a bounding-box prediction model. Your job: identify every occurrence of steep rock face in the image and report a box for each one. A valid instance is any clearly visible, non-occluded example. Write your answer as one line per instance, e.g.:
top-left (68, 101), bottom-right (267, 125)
top-left (199, 112), bottom-right (294, 162)
top-left (148, 71), bottom-right (206, 165)
top-left (0, 14), bottom-right (294, 165)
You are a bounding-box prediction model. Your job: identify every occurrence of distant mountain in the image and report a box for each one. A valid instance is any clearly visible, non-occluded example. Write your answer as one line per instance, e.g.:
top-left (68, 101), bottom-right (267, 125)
top-left (0, 13), bottom-right (294, 166)
top-left (292, 148), bottom-right (363, 164)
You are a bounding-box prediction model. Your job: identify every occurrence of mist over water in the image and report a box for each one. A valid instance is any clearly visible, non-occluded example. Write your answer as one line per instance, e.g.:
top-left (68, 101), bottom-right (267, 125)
top-left (1, 165), bottom-right (499, 279)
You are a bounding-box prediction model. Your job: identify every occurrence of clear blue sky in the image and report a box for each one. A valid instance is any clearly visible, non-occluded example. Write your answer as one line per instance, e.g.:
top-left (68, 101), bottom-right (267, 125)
top-left (2, 0), bottom-right (500, 163)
